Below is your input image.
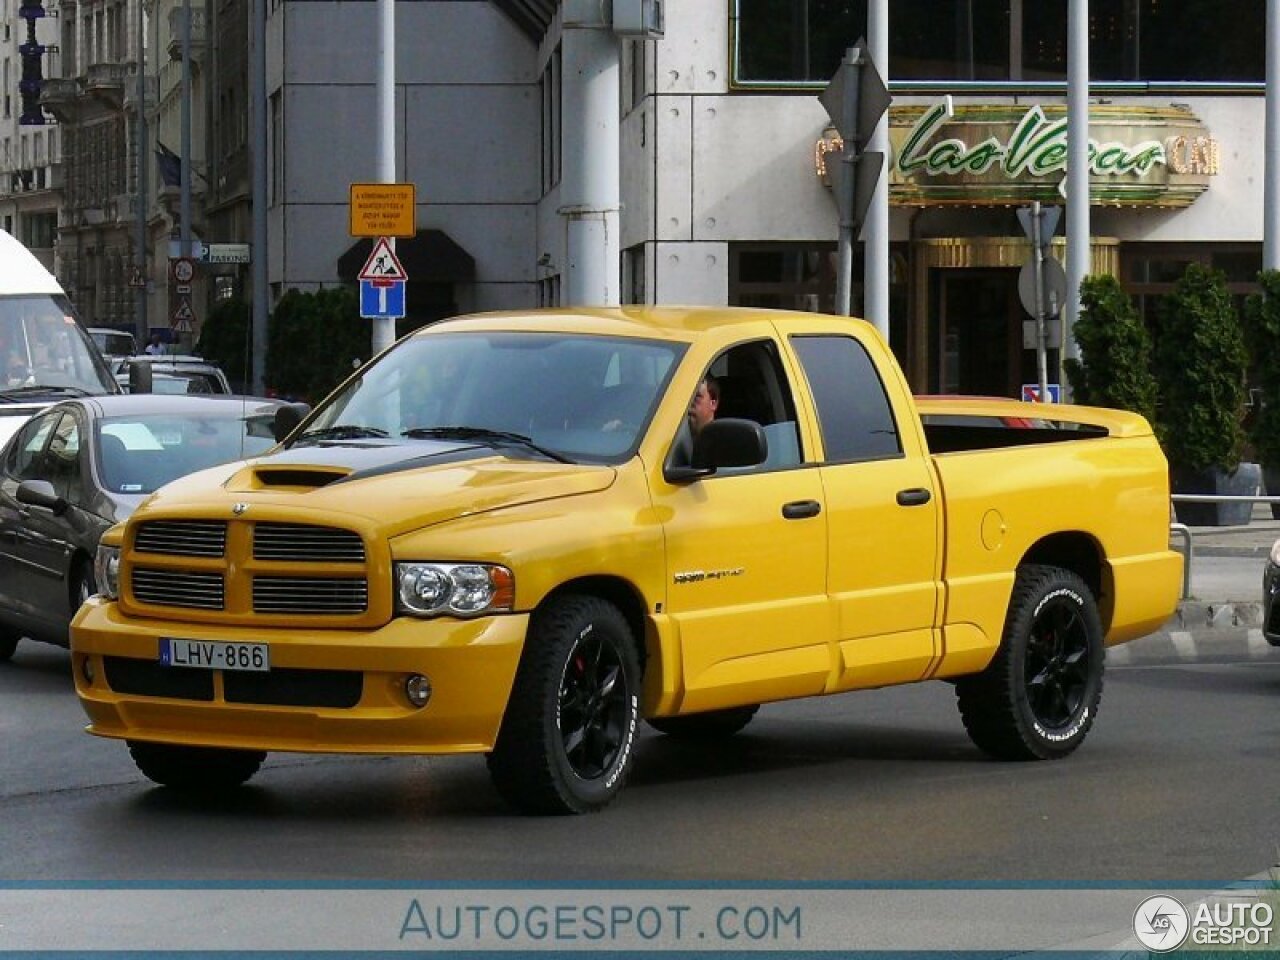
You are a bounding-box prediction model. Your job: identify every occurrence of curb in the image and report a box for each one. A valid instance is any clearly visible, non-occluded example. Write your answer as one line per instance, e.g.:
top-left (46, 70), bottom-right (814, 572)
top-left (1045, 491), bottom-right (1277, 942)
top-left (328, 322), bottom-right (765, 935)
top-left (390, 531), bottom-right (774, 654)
top-left (1108, 600), bottom-right (1277, 665)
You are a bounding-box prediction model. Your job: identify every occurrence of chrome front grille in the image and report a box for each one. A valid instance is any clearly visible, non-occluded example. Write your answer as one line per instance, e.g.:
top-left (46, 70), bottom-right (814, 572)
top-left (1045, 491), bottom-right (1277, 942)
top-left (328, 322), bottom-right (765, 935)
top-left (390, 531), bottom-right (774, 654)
top-left (253, 523), bottom-right (365, 562)
top-left (252, 577), bottom-right (368, 614)
top-left (131, 568), bottom-right (225, 610)
top-left (134, 520), bottom-right (227, 557)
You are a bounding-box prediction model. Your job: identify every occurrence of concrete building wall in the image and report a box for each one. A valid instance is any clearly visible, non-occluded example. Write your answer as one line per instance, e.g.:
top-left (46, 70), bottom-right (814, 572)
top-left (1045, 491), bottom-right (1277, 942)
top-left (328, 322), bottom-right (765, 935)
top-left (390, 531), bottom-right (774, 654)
top-left (271, 0), bottom-right (539, 308)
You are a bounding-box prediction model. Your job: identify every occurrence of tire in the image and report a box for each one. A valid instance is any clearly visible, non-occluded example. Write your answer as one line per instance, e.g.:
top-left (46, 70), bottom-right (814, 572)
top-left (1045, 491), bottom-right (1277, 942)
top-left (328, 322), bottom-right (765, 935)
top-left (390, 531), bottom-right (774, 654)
top-left (648, 705), bottom-right (759, 739)
top-left (71, 561), bottom-right (95, 613)
top-left (955, 564), bottom-right (1104, 761)
top-left (128, 741), bottom-right (266, 791)
top-left (487, 595), bottom-right (642, 814)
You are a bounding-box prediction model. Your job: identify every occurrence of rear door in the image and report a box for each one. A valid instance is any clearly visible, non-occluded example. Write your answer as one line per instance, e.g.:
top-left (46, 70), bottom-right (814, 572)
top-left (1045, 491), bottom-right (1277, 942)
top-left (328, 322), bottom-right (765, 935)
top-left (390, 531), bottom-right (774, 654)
top-left (788, 328), bottom-right (942, 690)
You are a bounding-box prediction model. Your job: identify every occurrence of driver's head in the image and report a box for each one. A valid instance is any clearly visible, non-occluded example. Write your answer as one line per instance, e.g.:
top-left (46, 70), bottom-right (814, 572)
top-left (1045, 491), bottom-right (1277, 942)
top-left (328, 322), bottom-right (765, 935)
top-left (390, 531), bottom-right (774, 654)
top-left (689, 376), bottom-right (719, 434)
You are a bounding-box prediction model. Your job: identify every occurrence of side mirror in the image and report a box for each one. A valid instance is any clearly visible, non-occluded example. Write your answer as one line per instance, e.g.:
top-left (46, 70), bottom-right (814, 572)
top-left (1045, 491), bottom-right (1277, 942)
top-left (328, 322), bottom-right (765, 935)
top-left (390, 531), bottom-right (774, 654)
top-left (692, 418), bottom-right (768, 470)
top-left (127, 359), bottom-right (153, 394)
top-left (273, 402), bottom-right (310, 442)
top-left (17, 479), bottom-right (68, 516)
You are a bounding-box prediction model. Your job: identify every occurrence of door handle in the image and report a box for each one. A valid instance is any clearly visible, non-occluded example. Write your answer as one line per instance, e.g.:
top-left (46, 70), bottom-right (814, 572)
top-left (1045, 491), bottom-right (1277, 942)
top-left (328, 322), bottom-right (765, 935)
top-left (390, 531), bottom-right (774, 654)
top-left (896, 487), bottom-right (932, 507)
top-left (782, 500), bottom-right (822, 520)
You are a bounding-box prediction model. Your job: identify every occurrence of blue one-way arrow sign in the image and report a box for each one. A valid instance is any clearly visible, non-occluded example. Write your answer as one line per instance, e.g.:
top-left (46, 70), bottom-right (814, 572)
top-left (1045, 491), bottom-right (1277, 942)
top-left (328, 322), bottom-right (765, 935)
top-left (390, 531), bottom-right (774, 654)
top-left (360, 278), bottom-right (406, 319)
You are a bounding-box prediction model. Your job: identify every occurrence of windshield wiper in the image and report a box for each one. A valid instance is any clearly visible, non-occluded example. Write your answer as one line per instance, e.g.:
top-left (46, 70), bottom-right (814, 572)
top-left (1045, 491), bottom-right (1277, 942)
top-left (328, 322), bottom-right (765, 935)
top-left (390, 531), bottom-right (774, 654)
top-left (0, 385), bottom-right (93, 400)
top-left (402, 426), bottom-right (572, 464)
top-left (294, 424), bottom-right (391, 445)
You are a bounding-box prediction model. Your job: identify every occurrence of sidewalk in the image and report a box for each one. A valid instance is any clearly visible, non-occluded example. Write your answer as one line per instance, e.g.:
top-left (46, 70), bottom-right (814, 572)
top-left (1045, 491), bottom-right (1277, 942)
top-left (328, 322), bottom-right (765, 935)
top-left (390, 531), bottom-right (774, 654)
top-left (1110, 504), bottom-right (1279, 665)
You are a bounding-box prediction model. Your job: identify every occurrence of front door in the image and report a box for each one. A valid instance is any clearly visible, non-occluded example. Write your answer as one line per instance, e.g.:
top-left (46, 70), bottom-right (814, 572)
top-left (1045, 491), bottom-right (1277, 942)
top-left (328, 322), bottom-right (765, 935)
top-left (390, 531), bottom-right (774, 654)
top-left (656, 339), bottom-right (830, 715)
top-left (939, 268), bottom-right (1022, 397)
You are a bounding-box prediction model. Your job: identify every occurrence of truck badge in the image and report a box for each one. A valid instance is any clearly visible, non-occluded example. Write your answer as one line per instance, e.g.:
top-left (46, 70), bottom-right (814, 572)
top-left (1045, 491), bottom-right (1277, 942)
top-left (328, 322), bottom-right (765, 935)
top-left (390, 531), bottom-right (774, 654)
top-left (232, 503), bottom-right (250, 516)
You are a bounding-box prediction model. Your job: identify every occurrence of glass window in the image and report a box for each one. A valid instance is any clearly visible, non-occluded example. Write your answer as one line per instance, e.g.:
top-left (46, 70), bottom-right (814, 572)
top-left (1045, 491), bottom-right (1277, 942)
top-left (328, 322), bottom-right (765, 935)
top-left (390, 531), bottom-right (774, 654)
top-left (1026, 1), bottom-right (1263, 83)
top-left (674, 339), bottom-right (804, 474)
top-left (96, 409), bottom-right (279, 495)
top-left (791, 334), bottom-right (901, 462)
top-left (733, 0), bottom-right (1263, 86)
top-left (6, 410), bottom-right (57, 480)
top-left (302, 332), bottom-right (685, 465)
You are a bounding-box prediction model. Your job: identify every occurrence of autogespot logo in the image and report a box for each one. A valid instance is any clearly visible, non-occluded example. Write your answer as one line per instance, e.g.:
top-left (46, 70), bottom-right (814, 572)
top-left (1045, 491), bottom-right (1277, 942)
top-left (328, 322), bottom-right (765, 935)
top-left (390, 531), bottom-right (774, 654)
top-left (1133, 895), bottom-right (1191, 952)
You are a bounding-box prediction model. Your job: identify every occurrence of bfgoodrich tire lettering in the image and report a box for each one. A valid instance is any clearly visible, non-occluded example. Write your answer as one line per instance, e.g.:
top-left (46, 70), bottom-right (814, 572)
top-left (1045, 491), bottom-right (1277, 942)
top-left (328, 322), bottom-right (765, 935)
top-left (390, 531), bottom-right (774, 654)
top-left (128, 741), bottom-right (266, 791)
top-left (487, 595), bottom-right (641, 815)
top-left (956, 564), bottom-right (1104, 761)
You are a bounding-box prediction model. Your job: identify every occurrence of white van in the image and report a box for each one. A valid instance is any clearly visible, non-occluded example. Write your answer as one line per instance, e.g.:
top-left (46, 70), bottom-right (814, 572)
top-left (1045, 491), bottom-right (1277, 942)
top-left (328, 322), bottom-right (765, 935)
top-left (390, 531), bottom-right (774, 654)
top-left (0, 230), bottom-right (120, 446)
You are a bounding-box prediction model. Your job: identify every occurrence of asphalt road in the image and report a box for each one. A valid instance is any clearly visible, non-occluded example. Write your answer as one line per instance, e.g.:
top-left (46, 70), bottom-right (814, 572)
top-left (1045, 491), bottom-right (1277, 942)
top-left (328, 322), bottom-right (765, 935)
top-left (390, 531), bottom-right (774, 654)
top-left (2, 640), bottom-right (1278, 885)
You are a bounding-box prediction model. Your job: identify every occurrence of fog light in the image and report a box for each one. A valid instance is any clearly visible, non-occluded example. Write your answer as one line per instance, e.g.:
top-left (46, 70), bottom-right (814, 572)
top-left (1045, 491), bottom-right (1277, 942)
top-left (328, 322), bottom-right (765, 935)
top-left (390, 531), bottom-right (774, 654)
top-left (80, 655), bottom-right (95, 685)
top-left (405, 674), bottom-right (432, 708)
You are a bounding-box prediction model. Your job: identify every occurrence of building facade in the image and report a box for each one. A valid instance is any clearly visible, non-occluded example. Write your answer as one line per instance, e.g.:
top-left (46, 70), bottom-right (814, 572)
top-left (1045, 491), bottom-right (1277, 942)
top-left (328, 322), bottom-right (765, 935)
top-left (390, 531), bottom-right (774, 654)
top-left (0, 0), bottom-right (62, 271)
top-left (253, 0), bottom-right (1267, 395)
top-left (14, 0), bottom-right (1266, 391)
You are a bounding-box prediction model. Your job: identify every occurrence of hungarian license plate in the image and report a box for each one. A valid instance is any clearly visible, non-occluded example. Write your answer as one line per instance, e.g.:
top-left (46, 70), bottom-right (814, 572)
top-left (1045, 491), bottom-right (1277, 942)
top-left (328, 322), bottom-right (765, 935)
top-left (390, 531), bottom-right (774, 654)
top-left (159, 637), bottom-right (270, 672)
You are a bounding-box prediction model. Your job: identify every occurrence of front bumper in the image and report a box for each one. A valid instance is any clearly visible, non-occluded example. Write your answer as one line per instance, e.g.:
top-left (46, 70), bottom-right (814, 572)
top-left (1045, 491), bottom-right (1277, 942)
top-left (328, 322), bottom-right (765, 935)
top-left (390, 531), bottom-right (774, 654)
top-left (70, 596), bottom-right (529, 754)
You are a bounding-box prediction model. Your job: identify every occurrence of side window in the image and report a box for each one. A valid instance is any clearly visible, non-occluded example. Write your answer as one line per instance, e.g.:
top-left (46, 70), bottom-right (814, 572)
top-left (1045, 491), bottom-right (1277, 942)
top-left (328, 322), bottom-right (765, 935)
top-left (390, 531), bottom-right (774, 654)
top-left (45, 413), bottom-right (82, 500)
top-left (5, 411), bottom-right (58, 480)
top-left (790, 335), bottom-right (902, 463)
top-left (672, 339), bottom-right (805, 473)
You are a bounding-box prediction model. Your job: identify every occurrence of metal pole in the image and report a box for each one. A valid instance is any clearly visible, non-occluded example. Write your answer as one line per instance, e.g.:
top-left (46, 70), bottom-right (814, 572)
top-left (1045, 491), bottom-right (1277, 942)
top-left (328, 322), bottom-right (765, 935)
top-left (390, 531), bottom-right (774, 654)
top-left (372, 0), bottom-right (396, 354)
top-left (1266, 0), bottom-right (1280, 270)
top-left (250, 0), bottom-right (266, 394)
top-left (834, 46), bottom-right (860, 317)
top-left (1065, 0), bottom-right (1089, 387)
top-left (864, 0), bottom-right (889, 336)
top-left (180, 0), bottom-right (191, 262)
top-left (134, 0), bottom-right (147, 341)
top-left (1032, 201), bottom-right (1049, 401)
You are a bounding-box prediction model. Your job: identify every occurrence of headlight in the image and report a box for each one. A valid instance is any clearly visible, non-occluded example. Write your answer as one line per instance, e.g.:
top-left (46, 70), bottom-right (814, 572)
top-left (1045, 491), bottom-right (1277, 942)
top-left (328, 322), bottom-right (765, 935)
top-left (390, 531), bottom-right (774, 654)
top-left (395, 562), bottom-right (514, 617)
top-left (94, 544), bottom-right (120, 600)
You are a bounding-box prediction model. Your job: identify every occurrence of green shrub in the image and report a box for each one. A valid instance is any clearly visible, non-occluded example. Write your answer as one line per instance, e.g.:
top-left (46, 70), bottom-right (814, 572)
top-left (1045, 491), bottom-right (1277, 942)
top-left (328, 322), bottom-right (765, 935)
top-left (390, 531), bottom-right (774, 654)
top-left (1153, 263), bottom-right (1247, 473)
top-left (195, 297), bottom-right (251, 393)
top-left (1063, 274), bottom-right (1158, 425)
top-left (265, 287), bottom-right (368, 404)
top-left (1244, 270), bottom-right (1280, 465)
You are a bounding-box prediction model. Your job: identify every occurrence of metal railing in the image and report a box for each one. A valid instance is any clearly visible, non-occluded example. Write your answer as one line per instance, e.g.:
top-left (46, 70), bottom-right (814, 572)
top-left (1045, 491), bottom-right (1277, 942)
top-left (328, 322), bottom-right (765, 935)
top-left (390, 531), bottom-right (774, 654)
top-left (1168, 493), bottom-right (1280, 599)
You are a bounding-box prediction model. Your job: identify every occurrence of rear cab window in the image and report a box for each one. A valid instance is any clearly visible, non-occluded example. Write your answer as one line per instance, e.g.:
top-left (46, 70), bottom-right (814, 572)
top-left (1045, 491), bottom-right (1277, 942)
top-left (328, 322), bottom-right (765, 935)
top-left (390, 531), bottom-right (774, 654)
top-left (789, 335), bottom-right (901, 463)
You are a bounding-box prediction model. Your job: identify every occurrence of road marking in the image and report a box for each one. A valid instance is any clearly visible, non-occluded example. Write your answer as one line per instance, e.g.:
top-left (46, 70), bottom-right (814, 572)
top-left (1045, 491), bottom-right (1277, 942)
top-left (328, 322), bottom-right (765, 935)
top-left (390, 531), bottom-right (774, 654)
top-left (1169, 630), bottom-right (1198, 660)
top-left (1247, 628), bottom-right (1270, 657)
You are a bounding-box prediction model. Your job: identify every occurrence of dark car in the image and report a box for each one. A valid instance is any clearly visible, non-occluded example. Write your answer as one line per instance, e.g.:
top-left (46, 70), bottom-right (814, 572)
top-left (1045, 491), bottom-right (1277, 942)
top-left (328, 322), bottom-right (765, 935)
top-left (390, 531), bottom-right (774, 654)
top-left (0, 394), bottom-right (283, 660)
top-left (1264, 542), bottom-right (1280, 647)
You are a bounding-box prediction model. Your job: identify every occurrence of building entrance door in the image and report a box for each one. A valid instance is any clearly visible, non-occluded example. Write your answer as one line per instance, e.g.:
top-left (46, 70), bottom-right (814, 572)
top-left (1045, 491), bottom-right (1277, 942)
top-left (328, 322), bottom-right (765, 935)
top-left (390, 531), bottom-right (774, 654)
top-left (938, 268), bottom-right (1022, 397)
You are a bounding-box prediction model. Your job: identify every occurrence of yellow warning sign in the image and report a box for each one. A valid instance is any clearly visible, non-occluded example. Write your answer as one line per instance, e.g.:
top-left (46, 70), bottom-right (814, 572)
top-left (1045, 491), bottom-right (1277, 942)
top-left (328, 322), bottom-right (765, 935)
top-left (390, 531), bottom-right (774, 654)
top-left (349, 183), bottom-right (416, 238)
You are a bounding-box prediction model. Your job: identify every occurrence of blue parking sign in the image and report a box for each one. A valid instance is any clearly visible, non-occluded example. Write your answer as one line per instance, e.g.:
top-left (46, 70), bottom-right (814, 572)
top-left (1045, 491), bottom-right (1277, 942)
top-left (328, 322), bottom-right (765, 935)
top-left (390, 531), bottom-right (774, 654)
top-left (360, 279), bottom-right (406, 319)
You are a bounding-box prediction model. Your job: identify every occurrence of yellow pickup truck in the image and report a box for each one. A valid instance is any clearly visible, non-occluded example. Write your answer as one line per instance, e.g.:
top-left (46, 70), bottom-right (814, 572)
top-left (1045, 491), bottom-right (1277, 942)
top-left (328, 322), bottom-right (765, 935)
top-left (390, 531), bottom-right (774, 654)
top-left (71, 307), bottom-right (1181, 813)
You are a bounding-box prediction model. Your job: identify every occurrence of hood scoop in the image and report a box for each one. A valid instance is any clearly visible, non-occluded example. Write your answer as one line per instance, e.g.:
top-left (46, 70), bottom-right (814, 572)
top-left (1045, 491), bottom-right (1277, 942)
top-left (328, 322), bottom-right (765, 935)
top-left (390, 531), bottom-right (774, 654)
top-left (244, 466), bottom-right (349, 490)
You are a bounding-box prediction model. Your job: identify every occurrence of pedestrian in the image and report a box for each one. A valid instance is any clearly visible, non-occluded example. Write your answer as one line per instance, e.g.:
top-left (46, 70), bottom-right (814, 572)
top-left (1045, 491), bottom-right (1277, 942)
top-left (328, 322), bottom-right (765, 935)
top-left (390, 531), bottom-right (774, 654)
top-left (145, 333), bottom-right (166, 356)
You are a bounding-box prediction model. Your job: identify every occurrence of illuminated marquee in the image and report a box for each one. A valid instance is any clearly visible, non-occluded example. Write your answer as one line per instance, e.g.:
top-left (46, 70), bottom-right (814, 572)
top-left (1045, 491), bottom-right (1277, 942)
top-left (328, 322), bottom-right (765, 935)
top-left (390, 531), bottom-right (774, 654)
top-left (816, 100), bottom-right (1218, 208)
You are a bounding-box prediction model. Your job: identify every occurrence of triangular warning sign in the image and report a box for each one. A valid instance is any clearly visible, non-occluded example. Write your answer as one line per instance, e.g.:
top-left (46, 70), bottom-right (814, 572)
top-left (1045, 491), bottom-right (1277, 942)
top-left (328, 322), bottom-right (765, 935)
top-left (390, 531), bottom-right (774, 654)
top-left (358, 237), bottom-right (407, 282)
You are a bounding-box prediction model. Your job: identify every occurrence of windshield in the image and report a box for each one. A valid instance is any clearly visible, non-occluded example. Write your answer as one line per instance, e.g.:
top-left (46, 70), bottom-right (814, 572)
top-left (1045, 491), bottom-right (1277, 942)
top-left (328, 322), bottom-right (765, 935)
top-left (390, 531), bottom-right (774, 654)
top-left (0, 295), bottom-right (118, 396)
top-left (302, 331), bottom-right (685, 463)
top-left (95, 409), bottom-right (279, 495)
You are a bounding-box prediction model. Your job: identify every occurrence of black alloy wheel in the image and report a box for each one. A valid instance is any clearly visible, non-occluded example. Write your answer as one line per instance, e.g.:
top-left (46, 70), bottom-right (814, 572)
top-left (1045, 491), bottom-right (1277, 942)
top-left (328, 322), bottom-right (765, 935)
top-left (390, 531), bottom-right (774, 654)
top-left (488, 595), bottom-right (641, 814)
top-left (956, 564), bottom-right (1105, 761)
top-left (558, 623), bottom-right (630, 780)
